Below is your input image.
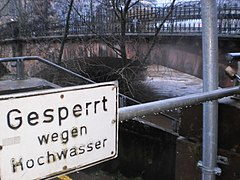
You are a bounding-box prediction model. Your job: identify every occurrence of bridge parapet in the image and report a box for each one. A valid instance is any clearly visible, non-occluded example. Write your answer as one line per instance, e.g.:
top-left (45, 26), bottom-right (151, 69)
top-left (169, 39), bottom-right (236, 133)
top-left (1, 1), bottom-right (240, 39)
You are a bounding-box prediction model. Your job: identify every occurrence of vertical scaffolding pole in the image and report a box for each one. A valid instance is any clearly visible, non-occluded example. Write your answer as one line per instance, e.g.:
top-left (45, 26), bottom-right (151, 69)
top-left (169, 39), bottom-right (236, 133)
top-left (200, 0), bottom-right (220, 180)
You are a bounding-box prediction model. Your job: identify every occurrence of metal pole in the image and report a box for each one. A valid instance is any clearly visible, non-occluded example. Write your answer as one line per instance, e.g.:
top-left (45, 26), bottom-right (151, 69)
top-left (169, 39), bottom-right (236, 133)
top-left (119, 86), bottom-right (239, 121)
top-left (200, 0), bottom-right (219, 179)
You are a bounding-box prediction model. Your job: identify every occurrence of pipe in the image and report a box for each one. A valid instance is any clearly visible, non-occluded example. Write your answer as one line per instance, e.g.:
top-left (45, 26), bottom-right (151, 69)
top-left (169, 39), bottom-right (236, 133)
top-left (201, 0), bottom-right (219, 179)
top-left (119, 86), bottom-right (240, 121)
top-left (225, 53), bottom-right (240, 62)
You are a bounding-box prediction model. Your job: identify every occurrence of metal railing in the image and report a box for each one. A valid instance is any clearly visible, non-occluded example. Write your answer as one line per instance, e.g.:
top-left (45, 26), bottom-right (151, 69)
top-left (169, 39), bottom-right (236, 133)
top-left (0, 56), bottom-right (181, 132)
top-left (1, 2), bottom-right (240, 40)
top-left (0, 56), bottom-right (137, 105)
top-left (1, 56), bottom-right (239, 119)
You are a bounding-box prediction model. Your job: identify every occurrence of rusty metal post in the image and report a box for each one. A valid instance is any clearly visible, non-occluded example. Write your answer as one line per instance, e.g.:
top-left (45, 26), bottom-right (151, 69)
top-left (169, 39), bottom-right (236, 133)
top-left (199, 0), bottom-right (220, 179)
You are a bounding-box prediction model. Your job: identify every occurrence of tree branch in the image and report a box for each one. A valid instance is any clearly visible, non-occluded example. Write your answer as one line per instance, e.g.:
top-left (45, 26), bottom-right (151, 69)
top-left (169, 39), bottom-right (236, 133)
top-left (142, 0), bottom-right (176, 64)
top-left (0, 0), bottom-right (11, 12)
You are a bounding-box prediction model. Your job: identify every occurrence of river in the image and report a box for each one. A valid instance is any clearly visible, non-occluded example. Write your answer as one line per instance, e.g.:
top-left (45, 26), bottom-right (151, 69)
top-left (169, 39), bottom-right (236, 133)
top-left (131, 65), bottom-right (203, 132)
top-left (139, 65), bottom-right (203, 100)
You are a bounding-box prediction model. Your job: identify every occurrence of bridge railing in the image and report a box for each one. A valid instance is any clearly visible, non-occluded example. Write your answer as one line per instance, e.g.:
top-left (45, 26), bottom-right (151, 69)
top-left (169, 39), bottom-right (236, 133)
top-left (1, 2), bottom-right (240, 39)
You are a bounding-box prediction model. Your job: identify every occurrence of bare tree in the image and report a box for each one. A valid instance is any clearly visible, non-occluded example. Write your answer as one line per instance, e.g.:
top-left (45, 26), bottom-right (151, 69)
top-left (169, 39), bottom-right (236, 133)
top-left (69, 0), bottom-right (176, 93)
top-left (107, 0), bottom-right (139, 66)
top-left (142, 0), bottom-right (176, 63)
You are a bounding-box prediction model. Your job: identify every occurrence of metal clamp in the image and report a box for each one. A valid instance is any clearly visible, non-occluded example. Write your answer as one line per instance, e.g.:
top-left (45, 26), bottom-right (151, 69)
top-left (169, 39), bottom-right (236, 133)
top-left (197, 161), bottom-right (222, 176)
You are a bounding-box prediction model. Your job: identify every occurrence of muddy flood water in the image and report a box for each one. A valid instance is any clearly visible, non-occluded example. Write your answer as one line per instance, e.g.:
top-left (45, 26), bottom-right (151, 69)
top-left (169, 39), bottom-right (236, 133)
top-left (139, 65), bottom-right (203, 100)
top-left (130, 65), bottom-right (204, 131)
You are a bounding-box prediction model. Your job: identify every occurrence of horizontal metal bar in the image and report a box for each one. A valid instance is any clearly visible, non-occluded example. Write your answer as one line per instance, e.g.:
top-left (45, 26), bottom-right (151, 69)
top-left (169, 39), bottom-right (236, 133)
top-left (0, 56), bottom-right (96, 83)
top-left (119, 86), bottom-right (240, 121)
top-left (0, 56), bottom-right (139, 105)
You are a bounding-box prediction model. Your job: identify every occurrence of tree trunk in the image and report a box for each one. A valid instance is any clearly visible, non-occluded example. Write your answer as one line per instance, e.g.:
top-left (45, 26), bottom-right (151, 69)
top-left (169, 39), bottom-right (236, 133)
top-left (120, 19), bottom-right (127, 66)
top-left (57, 0), bottom-right (74, 65)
